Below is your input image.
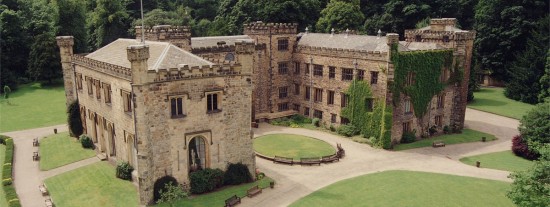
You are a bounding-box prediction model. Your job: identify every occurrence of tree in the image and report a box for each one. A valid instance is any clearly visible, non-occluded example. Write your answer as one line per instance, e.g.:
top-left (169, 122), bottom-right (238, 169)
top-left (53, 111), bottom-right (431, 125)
top-left (0, 6), bottom-right (29, 89)
top-left (505, 16), bottom-right (549, 104)
top-left (538, 50), bottom-right (550, 102)
top-left (67, 100), bottom-right (83, 137)
top-left (518, 101), bottom-right (550, 155)
top-left (507, 147), bottom-right (550, 207)
top-left (316, 0), bottom-right (365, 33)
top-left (132, 9), bottom-right (185, 27)
top-left (157, 181), bottom-right (188, 206)
top-left (474, 0), bottom-right (548, 82)
top-left (53, 0), bottom-right (88, 53)
top-left (88, 0), bottom-right (131, 49)
top-left (26, 0), bottom-right (61, 83)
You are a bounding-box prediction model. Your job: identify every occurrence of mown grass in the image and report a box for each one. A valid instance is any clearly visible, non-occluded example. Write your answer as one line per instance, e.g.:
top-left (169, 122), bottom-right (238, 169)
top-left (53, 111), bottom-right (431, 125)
top-left (44, 162), bottom-right (139, 207)
top-left (290, 170), bottom-right (514, 207)
top-left (0, 145), bottom-right (7, 207)
top-left (253, 134), bottom-right (336, 159)
top-left (156, 177), bottom-right (273, 207)
top-left (0, 82), bottom-right (66, 132)
top-left (394, 129), bottom-right (497, 151)
top-left (39, 132), bottom-right (96, 170)
top-left (468, 87), bottom-right (535, 120)
top-left (460, 150), bottom-right (533, 172)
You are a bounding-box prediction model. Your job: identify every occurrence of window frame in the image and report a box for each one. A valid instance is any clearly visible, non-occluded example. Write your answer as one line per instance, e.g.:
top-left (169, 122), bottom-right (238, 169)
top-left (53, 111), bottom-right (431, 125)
top-left (206, 91), bottom-right (222, 113)
top-left (279, 86), bottom-right (289, 99)
top-left (357, 69), bottom-right (365, 80)
top-left (278, 62), bottom-right (288, 74)
top-left (370, 71), bottom-right (379, 84)
top-left (313, 64), bottom-right (323, 77)
top-left (170, 96), bottom-right (186, 118)
top-left (103, 83), bottom-right (112, 104)
top-left (342, 68), bottom-right (353, 81)
top-left (121, 90), bottom-right (132, 113)
top-left (314, 88), bottom-right (323, 103)
top-left (341, 93), bottom-right (349, 108)
top-left (329, 67), bottom-right (336, 79)
top-left (327, 90), bottom-right (335, 105)
top-left (278, 38), bottom-right (289, 51)
top-left (277, 102), bottom-right (289, 112)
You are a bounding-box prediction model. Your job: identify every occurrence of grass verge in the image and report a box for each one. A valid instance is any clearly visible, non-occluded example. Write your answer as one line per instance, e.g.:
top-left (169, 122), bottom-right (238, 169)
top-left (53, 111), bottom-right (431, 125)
top-left (394, 129), bottom-right (497, 151)
top-left (460, 150), bottom-right (533, 172)
top-left (39, 132), bottom-right (96, 170)
top-left (467, 87), bottom-right (535, 120)
top-left (253, 134), bottom-right (336, 159)
top-left (290, 170), bottom-right (514, 207)
top-left (44, 162), bottom-right (138, 207)
top-left (0, 144), bottom-right (7, 207)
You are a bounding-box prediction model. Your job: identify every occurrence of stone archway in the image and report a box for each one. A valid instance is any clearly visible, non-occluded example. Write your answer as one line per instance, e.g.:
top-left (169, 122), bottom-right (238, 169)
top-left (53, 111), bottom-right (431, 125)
top-left (188, 136), bottom-right (208, 172)
top-left (107, 123), bottom-right (116, 157)
top-left (127, 134), bottom-right (137, 167)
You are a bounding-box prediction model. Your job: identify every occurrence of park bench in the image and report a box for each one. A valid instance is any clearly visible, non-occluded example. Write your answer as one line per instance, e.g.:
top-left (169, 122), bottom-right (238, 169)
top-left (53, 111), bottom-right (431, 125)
top-left (273, 156), bottom-right (293, 165)
top-left (432, 140), bottom-right (445, 148)
top-left (45, 197), bottom-right (54, 207)
top-left (33, 151), bottom-right (40, 161)
top-left (224, 195), bottom-right (241, 207)
top-left (33, 138), bottom-right (39, 146)
top-left (39, 184), bottom-right (49, 196)
top-left (246, 185), bottom-right (262, 198)
top-left (321, 155), bottom-right (339, 163)
top-left (300, 157), bottom-right (321, 166)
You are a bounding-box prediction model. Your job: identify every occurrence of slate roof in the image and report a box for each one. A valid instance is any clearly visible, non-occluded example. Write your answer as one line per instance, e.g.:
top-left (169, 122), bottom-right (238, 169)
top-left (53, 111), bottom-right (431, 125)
top-left (86, 39), bottom-right (212, 71)
top-left (191, 35), bottom-right (252, 48)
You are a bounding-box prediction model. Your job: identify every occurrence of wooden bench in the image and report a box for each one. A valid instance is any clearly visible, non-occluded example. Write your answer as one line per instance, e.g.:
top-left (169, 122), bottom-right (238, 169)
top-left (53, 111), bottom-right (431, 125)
top-left (39, 184), bottom-right (49, 196)
top-left (273, 156), bottom-right (293, 165)
top-left (33, 138), bottom-right (39, 146)
top-left (45, 197), bottom-right (54, 207)
top-left (246, 185), bottom-right (262, 197)
top-left (224, 195), bottom-right (241, 207)
top-left (33, 151), bottom-right (40, 161)
top-left (300, 157), bottom-right (321, 166)
top-left (432, 140), bottom-right (445, 148)
top-left (321, 155), bottom-right (339, 163)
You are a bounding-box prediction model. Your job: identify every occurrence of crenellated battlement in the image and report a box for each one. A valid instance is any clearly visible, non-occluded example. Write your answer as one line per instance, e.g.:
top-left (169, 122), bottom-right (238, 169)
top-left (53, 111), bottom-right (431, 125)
top-left (72, 54), bottom-right (132, 80)
top-left (136, 25), bottom-right (192, 51)
top-left (243, 22), bottom-right (298, 35)
top-left (430, 18), bottom-right (457, 28)
top-left (192, 45), bottom-right (236, 54)
top-left (404, 29), bottom-right (476, 42)
top-left (148, 62), bottom-right (245, 82)
top-left (296, 45), bottom-right (388, 61)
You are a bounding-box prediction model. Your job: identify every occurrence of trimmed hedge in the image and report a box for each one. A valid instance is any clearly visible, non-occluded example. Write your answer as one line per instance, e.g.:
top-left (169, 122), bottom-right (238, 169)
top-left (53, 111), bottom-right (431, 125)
top-left (0, 135), bottom-right (21, 207)
top-left (224, 163), bottom-right (252, 185)
top-left (153, 176), bottom-right (178, 202)
top-left (401, 131), bottom-right (417, 144)
top-left (512, 135), bottom-right (539, 160)
top-left (189, 168), bottom-right (224, 194)
top-left (67, 100), bottom-right (83, 137)
top-left (79, 134), bottom-right (94, 149)
top-left (116, 161), bottom-right (134, 181)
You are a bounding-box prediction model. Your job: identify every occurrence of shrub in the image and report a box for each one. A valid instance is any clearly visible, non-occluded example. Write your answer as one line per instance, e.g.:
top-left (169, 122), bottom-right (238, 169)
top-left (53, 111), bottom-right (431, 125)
top-left (157, 181), bottom-right (188, 205)
top-left (312, 118), bottom-right (320, 127)
top-left (3, 178), bottom-right (12, 186)
top-left (189, 168), bottom-right (224, 194)
top-left (67, 100), bottom-right (83, 137)
top-left (224, 163), bottom-right (252, 185)
top-left (337, 124), bottom-right (359, 137)
top-left (451, 123), bottom-right (461, 133)
top-left (443, 125), bottom-right (451, 134)
top-left (116, 161), bottom-right (134, 181)
top-left (512, 135), bottom-right (539, 160)
top-left (154, 176), bottom-right (179, 202)
top-left (329, 125), bottom-right (336, 132)
top-left (290, 114), bottom-right (306, 123)
top-left (518, 101), bottom-right (550, 155)
top-left (0, 136), bottom-right (5, 144)
top-left (4, 185), bottom-right (21, 207)
top-left (79, 134), bottom-right (94, 149)
top-left (429, 126), bottom-right (437, 136)
top-left (401, 131), bottom-right (417, 144)
top-left (257, 172), bottom-right (265, 180)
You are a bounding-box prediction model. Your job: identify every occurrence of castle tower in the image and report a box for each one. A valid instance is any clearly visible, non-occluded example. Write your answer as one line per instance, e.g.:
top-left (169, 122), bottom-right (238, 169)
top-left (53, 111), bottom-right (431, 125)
top-left (244, 22), bottom-right (298, 117)
top-left (404, 18), bottom-right (476, 129)
top-left (127, 45), bottom-right (150, 85)
top-left (56, 36), bottom-right (76, 106)
top-left (136, 25), bottom-right (192, 51)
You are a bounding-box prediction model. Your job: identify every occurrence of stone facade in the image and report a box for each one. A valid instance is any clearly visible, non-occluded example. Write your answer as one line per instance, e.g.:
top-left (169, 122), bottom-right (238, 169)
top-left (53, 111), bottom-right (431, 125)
top-left (57, 36), bottom-right (255, 205)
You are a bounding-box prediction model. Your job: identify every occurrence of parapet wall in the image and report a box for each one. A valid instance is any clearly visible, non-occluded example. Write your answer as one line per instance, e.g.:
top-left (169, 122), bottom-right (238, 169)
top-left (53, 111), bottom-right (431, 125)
top-left (147, 62), bottom-right (245, 83)
top-left (136, 25), bottom-right (191, 40)
top-left (72, 54), bottom-right (132, 80)
top-left (404, 30), bottom-right (476, 42)
top-left (244, 22), bottom-right (298, 35)
top-left (296, 45), bottom-right (387, 61)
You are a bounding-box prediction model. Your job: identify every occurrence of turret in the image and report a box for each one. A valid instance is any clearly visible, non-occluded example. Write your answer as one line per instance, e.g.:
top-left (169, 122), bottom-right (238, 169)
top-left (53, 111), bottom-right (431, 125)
top-left (56, 36), bottom-right (76, 106)
top-left (235, 40), bottom-right (255, 74)
top-left (136, 25), bottom-right (192, 51)
top-left (127, 44), bottom-right (150, 85)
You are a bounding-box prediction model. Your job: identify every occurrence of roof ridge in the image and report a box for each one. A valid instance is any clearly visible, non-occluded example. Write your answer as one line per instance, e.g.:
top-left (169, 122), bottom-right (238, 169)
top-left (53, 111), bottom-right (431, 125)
top-left (152, 44), bottom-right (170, 71)
top-left (170, 44), bottom-right (214, 65)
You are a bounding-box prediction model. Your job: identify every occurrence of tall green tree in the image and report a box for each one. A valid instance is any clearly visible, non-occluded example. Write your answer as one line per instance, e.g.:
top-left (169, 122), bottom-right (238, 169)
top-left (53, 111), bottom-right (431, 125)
top-left (316, 0), bottom-right (365, 33)
top-left (0, 6), bottom-right (29, 89)
top-left (54, 0), bottom-right (88, 53)
top-left (507, 147), bottom-right (550, 207)
top-left (88, 0), bottom-right (131, 49)
top-left (474, 0), bottom-right (548, 82)
top-left (518, 101), bottom-right (550, 156)
top-left (539, 51), bottom-right (550, 102)
top-left (505, 16), bottom-right (549, 104)
top-left (26, 0), bottom-right (61, 83)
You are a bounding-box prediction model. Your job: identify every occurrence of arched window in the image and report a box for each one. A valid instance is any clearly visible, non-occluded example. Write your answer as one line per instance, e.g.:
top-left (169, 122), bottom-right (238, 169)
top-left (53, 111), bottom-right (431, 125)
top-left (189, 136), bottom-right (206, 172)
top-left (225, 53), bottom-right (235, 61)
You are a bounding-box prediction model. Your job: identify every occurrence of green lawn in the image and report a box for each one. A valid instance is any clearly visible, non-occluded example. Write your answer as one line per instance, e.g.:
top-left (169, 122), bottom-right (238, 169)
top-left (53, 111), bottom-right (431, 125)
top-left (394, 129), bottom-right (497, 151)
top-left (0, 82), bottom-right (66, 132)
top-left (460, 150), bottom-right (533, 172)
top-left (290, 170), bottom-right (514, 207)
top-left (156, 177), bottom-right (273, 207)
top-left (39, 132), bottom-right (96, 170)
top-left (44, 162), bottom-right (138, 207)
top-left (0, 145), bottom-right (7, 207)
top-left (468, 87), bottom-right (535, 120)
top-left (253, 134), bottom-right (336, 159)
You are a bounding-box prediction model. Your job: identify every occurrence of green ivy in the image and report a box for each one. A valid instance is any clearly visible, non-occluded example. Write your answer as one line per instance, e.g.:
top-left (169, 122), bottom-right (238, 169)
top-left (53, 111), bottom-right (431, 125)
top-left (391, 44), bottom-right (454, 117)
top-left (341, 80), bottom-right (392, 149)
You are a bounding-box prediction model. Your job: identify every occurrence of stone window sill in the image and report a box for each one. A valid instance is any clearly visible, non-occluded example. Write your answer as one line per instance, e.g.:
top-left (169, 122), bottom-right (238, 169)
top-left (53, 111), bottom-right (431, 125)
top-left (171, 114), bottom-right (187, 119)
top-left (207, 109), bottom-right (222, 114)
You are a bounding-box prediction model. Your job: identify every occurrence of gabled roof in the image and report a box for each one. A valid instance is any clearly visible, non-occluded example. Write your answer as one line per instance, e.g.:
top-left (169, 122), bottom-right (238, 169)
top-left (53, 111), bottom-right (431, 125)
top-left (86, 39), bottom-right (212, 71)
top-left (191, 35), bottom-right (252, 48)
top-left (297, 33), bottom-right (410, 52)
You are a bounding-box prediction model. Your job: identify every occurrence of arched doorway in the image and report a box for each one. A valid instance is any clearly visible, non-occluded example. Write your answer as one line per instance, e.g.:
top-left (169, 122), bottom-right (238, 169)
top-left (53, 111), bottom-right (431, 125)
top-left (188, 136), bottom-right (207, 172)
top-left (107, 123), bottom-right (116, 157)
top-left (91, 113), bottom-right (98, 143)
top-left (127, 134), bottom-right (136, 167)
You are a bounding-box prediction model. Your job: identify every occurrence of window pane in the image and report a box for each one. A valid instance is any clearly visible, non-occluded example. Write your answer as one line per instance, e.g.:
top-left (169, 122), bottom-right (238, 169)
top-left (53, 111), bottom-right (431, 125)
top-left (171, 98), bottom-right (177, 116)
top-left (177, 98), bottom-right (183, 115)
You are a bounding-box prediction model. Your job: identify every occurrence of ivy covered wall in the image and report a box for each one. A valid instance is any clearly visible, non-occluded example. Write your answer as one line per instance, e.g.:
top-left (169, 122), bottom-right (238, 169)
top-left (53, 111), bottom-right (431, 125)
top-left (341, 80), bottom-right (392, 149)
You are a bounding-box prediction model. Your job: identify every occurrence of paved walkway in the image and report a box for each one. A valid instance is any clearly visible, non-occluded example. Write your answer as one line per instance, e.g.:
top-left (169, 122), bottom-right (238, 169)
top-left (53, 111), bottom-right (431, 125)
top-left (242, 108), bottom-right (520, 207)
top-left (3, 124), bottom-right (100, 207)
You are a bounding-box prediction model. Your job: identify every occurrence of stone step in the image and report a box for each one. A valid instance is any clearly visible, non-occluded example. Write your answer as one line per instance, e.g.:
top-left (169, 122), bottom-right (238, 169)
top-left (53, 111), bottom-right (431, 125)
top-left (96, 153), bottom-right (107, 161)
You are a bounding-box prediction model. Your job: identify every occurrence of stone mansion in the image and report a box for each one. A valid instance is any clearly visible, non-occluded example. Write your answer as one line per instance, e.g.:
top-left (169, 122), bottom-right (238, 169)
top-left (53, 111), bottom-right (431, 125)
top-left (56, 18), bottom-right (474, 204)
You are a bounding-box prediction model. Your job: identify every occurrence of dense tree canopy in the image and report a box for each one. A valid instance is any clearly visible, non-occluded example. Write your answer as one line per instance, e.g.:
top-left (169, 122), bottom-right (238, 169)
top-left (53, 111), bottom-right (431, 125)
top-left (507, 147), bottom-right (550, 207)
top-left (518, 101), bottom-right (550, 155)
top-left (316, 0), bottom-right (364, 33)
